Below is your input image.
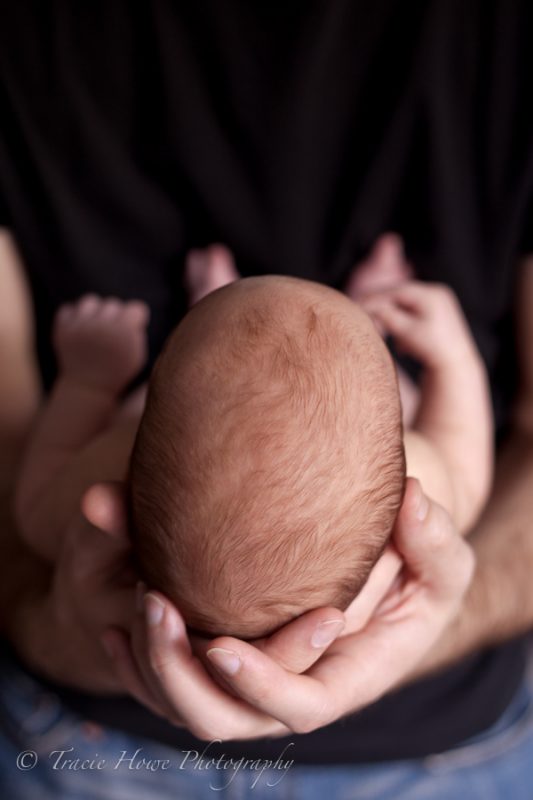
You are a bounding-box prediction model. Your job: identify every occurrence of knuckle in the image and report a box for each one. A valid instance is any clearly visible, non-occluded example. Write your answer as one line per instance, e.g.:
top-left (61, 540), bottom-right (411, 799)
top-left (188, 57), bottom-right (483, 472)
top-left (249, 678), bottom-right (275, 705)
top-left (189, 723), bottom-right (215, 742)
top-left (268, 720), bottom-right (290, 738)
top-left (426, 514), bottom-right (450, 552)
top-left (457, 544), bottom-right (476, 588)
top-left (433, 283), bottom-right (457, 307)
top-left (192, 722), bottom-right (233, 742)
top-left (147, 650), bottom-right (174, 678)
top-left (291, 717), bottom-right (318, 735)
top-left (431, 281), bottom-right (451, 296)
top-left (291, 698), bottom-right (333, 735)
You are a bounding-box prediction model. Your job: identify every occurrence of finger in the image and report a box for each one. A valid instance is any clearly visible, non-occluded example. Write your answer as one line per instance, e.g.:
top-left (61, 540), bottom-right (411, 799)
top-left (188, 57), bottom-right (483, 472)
top-left (231, 485), bottom-right (473, 722)
top-left (369, 234), bottom-right (414, 283)
top-left (346, 234), bottom-right (410, 299)
top-left (370, 233), bottom-right (405, 265)
top-left (394, 479), bottom-right (475, 597)
top-left (200, 545), bottom-right (411, 729)
top-left (362, 301), bottom-right (416, 338)
top-left (304, 483), bottom-right (475, 708)
top-left (129, 592), bottom-right (198, 722)
top-left (376, 281), bottom-right (452, 316)
top-left (81, 481), bottom-right (130, 541)
top-left (124, 300), bottom-right (151, 326)
top-left (64, 513), bottom-right (131, 590)
top-left (343, 546), bottom-right (403, 633)
top-left (101, 628), bottom-right (172, 720)
top-left (359, 281), bottom-right (427, 314)
top-left (139, 507), bottom-right (466, 737)
top-left (204, 636), bottom-right (337, 733)
top-left (131, 592), bottom-right (287, 740)
top-left (249, 607), bottom-right (345, 674)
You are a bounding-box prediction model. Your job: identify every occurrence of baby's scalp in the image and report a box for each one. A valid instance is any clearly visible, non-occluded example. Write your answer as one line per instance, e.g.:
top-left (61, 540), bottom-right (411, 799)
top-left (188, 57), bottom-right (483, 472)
top-left (129, 276), bottom-right (405, 638)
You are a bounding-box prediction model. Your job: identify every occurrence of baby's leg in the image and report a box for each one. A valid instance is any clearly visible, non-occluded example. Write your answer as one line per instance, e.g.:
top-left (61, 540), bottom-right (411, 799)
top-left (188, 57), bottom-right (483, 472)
top-left (362, 282), bottom-right (493, 532)
top-left (15, 296), bottom-right (149, 558)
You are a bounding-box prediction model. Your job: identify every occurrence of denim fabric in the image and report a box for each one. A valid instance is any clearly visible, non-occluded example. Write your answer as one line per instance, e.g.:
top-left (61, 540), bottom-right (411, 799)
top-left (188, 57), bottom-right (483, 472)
top-left (1, 651), bottom-right (533, 800)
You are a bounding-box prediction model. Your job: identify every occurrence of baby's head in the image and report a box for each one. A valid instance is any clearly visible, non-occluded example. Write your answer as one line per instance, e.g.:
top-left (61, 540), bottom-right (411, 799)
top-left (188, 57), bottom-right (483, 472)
top-left (129, 276), bottom-right (405, 638)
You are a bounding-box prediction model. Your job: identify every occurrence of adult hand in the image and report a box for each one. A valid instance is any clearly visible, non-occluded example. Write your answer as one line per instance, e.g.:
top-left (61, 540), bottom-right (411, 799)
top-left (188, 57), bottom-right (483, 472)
top-left (101, 478), bottom-right (474, 739)
top-left (15, 483), bottom-right (137, 694)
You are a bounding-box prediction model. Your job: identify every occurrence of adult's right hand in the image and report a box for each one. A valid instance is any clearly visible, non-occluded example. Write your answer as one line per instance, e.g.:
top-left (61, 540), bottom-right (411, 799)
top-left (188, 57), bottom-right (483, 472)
top-left (102, 479), bottom-right (475, 740)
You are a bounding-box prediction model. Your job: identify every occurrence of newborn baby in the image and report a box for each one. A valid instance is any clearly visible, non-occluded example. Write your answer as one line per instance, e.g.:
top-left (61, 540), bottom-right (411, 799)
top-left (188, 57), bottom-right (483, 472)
top-left (130, 276), bottom-right (405, 638)
top-left (15, 254), bottom-right (492, 639)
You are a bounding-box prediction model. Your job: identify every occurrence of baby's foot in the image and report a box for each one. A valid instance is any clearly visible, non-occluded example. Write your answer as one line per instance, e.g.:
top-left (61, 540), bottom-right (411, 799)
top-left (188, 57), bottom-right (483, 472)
top-left (53, 295), bottom-right (150, 394)
top-left (345, 234), bottom-right (413, 301)
top-left (184, 244), bottom-right (240, 306)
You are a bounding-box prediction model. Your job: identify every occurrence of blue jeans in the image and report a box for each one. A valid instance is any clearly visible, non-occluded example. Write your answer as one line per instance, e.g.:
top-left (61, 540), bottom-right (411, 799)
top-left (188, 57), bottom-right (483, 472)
top-left (1, 654), bottom-right (533, 799)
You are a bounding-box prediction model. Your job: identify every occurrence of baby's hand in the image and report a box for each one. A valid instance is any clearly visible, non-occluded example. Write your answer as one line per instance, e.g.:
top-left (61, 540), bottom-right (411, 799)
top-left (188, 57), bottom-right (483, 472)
top-left (360, 281), bottom-right (478, 371)
top-left (53, 295), bottom-right (150, 393)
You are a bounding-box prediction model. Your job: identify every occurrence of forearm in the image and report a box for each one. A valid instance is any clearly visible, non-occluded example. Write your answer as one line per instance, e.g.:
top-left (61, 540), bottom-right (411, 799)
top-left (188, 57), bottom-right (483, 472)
top-left (0, 485), bottom-right (51, 659)
top-left (0, 314), bottom-right (50, 631)
top-left (414, 425), bottom-right (533, 677)
top-left (0, 229), bottom-right (41, 483)
top-left (0, 489), bottom-right (125, 692)
top-left (414, 359), bottom-right (493, 532)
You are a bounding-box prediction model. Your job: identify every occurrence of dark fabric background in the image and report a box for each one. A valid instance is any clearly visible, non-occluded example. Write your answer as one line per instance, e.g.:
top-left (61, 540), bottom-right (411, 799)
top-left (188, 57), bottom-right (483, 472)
top-left (0, 0), bottom-right (531, 762)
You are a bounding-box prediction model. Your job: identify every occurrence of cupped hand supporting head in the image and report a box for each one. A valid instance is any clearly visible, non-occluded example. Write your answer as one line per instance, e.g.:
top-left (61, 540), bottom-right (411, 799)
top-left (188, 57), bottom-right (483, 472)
top-left (96, 477), bottom-right (474, 740)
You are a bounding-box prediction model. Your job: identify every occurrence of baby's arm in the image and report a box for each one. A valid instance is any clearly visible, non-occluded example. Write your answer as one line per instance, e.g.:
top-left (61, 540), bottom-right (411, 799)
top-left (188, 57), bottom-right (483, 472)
top-left (363, 281), bottom-right (493, 533)
top-left (15, 296), bottom-right (149, 559)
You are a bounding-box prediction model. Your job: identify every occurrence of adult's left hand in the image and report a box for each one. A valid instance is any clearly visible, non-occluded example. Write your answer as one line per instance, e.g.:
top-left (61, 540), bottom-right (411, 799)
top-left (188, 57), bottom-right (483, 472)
top-left (14, 485), bottom-right (137, 695)
top-left (101, 478), bottom-right (475, 739)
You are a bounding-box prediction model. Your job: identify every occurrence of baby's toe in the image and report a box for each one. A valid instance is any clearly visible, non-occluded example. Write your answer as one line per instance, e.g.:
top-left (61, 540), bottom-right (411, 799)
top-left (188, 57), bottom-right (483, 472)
top-left (124, 300), bottom-right (151, 327)
top-left (55, 303), bottom-right (75, 326)
top-left (97, 298), bottom-right (123, 320)
top-left (76, 294), bottom-right (101, 319)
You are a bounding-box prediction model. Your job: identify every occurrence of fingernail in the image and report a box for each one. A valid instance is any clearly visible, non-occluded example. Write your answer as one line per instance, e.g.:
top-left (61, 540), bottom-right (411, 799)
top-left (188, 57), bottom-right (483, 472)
top-left (136, 581), bottom-right (146, 613)
top-left (145, 593), bottom-right (165, 627)
top-left (206, 647), bottom-right (242, 676)
top-left (311, 619), bottom-right (345, 649)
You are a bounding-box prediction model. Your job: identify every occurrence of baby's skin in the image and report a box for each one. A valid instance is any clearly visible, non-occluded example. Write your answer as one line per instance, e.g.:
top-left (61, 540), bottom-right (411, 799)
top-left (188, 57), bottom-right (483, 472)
top-left (14, 242), bottom-right (493, 637)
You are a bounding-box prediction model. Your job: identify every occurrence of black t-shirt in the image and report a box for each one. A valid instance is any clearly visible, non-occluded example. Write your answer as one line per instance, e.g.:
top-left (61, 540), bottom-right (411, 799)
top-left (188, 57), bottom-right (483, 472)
top-left (1, 0), bottom-right (531, 763)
